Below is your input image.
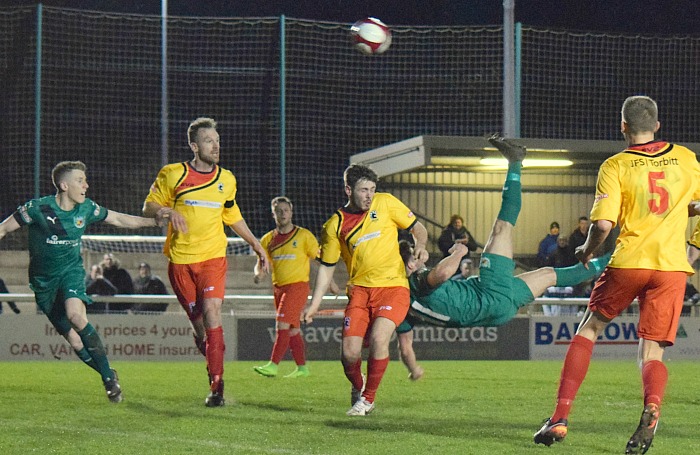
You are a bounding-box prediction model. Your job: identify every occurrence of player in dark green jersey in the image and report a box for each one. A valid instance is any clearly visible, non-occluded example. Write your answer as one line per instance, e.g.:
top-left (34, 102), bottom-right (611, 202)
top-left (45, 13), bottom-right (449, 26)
top-left (394, 135), bottom-right (610, 378)
top-left (0, 161), bottom-right (165, 403)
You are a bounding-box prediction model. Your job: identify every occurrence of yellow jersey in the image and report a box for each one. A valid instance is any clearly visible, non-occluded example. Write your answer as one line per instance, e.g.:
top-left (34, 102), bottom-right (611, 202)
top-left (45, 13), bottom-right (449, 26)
top-left (319, 192), bottom-right (417, 288)
top-left (590, 141), bottom-right (700, 273)
top-left (260, 226), bottom-right (319, 286)
top-left (145, 162), bottom-right (243, 264)
top-left (689, 221), bottom-right (700, 250)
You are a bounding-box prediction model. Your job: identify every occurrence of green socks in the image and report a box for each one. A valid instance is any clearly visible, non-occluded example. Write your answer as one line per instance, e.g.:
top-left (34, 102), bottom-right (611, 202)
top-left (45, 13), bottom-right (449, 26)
top-left (497, 160), bottom-right (522, 226)
top-left (554, 252), bottom-right (612, 287)
top-left (77, 323), bottom-right (113, 382)
top-left (74, 347), bottom-right (99, 373)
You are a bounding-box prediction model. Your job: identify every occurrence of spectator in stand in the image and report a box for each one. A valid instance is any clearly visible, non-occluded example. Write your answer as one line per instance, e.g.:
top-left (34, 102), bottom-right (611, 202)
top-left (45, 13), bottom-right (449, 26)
top-left (568, 216), bottom-right (590, 255)
top-left (133, 262), bottom-right (167, 295)
top-left (437, 214), bottom-right (480, 258)
top-left (132, 262), bottom-right (168, 313)
top-left (545, 235), bottom-right (577, 268)
top-left (0, 277), bottom-right (20, 314)
top-left (537, 221), bottom-right (560, 267)
top-left (86, 264), bottom-right (118, 296)
top-left (100, 253), bottom-right (134, 294)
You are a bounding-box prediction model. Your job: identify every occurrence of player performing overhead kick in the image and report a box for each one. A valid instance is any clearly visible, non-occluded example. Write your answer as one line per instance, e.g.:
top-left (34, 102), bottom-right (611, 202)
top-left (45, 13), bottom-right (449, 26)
top-left (396, 134), bottom-right (610, 347)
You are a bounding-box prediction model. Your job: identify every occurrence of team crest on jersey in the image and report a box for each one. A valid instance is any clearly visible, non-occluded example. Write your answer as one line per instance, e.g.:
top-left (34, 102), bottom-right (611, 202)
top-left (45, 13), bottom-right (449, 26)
top-left (74, 216), bottom-right (85, 228)
top-left (218, 183), bottom-right (224, 192)
top-left (292, 240), bottom-right (298, 248)
top-left (479, 257), bottom-right (491, 269)
top-left (369, 210), bottom-right (378, 221)
top-left (344, 316), bottom-right (351, 328)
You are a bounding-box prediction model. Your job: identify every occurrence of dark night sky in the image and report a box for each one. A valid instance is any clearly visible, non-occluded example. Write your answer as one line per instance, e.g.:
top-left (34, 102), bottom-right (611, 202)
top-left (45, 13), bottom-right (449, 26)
top-left (2, 0), bottom-right (700, 35)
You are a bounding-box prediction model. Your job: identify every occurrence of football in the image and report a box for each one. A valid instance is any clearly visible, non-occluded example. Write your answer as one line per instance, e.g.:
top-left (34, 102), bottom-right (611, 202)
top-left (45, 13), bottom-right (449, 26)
top-left (350, 17), bottom-right (392, 55)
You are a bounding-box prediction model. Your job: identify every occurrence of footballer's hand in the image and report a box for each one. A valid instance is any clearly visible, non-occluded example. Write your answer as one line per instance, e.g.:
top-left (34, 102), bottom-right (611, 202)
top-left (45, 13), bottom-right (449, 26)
top-left (409, 366), bottom-right (424, 382)
top-left (448, 243), bottom-right (469, 257)
top-left (574, 245), bottom-right (593, 268)
top-left (413, 245), bottom-right (429, 264)
top-left (156, 207), bottom-right (188, 233)
top-left (303, 308), bottom-right (317, 324)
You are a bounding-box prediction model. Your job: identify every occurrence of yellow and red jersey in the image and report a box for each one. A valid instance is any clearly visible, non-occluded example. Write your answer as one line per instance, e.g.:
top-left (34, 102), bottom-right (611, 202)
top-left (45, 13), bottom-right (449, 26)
top-left (590, 141), bottom-right (700, 273)
top-left (145, 162), bottom-right (243, 264)
top-left (260, 226), bottom-right (319, 286)
top-left (319, 192), bottom-right (417, 288)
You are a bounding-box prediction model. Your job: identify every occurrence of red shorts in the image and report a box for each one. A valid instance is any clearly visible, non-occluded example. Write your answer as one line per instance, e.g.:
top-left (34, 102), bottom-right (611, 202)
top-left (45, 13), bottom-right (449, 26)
top-left (168, 257), bottom-right (227, 321)
top-left (588, 267), bottom-right (686, 345)
top-left (343, 286), bottom-right (410, 338)
top-left (273, 281), bottom-right (309, 327)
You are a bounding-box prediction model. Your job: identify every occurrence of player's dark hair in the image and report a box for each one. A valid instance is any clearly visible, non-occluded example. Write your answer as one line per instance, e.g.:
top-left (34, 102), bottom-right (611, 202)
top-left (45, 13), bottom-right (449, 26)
top-left (188, 117), bottom-right (217, 144)
top-left (271, 196), bottom-right (293, 211)
top-left (398, 239), bottom-right (413, 264)
top-left (344, 164), bottom-right (378, 190)
top-left (621, 96), bottom-right (657, 134)
top-left (51, 161), bottom-right (87, 192)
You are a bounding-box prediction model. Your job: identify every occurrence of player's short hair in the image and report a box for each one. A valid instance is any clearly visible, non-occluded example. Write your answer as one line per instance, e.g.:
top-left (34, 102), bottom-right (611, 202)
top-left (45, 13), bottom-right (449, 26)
top-left (621, 96), bottom-right (657, 134)
top-left (398, 239), bottom-right (413, 264)
top-left (188, 117), bottom-right (217, 144)
top-left (344, 164), bottom-right (378, 190)
top-left (271, 196), bottom-right (293, 211)
top-left (51, 161), bottom-right (87, 191)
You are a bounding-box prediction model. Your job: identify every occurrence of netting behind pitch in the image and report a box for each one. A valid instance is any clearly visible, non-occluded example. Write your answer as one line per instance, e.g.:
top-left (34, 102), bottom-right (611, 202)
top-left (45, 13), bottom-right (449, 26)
top-left (520, 27), bottom-right (700, 141)
top-left (1, 7), bottom-right (699, 252)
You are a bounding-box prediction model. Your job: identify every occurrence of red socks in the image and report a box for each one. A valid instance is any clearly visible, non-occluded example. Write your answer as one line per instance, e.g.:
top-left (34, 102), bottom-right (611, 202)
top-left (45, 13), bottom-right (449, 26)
top-left (344, 358), bottom-right (364, 391)
top-left (552, 335), bottom-right (594, 422)
top-left (289, 332), bottom-right (306, 366)
top-left (205, 326), bottom-right (225, 378)
top-left (271, 329), bottom-right (290, 364)
top-left (642, 360), bottom-right (667, 406)
top-left (363, 357), bottom-right (389, 404)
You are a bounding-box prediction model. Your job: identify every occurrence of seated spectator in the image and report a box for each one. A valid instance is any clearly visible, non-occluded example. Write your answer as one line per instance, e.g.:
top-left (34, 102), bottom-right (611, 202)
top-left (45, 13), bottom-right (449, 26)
top-left (100, 253), bottom-right (134, 294)
top-left (537, 221), bottom-right (560, 267)
top-left (545, 235), bottom-right (577, 268)
top-left (438, 214), bottom-right (480, 258)
top-left (86, 264), bottom-right (118, 296)
top-left (0, 277), bottom-right (20, 314)
top-left (132, 262), bottom-right (168, 313)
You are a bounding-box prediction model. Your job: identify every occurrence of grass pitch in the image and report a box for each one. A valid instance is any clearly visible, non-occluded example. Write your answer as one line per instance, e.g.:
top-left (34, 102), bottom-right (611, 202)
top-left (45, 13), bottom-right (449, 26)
top-left (0, 360), bottom-right (698, 454)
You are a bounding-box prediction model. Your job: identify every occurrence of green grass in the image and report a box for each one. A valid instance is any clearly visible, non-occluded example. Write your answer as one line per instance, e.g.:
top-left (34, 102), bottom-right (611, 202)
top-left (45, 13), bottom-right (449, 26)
top-left (1, 360), bottom-right (698, 454)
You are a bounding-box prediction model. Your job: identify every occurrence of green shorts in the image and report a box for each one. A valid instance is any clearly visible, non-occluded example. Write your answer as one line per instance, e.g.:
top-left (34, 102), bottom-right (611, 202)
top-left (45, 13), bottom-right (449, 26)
top-left (475, 253), bottom-right (534, 326)
top-left (30, 269), bottom-right (91, 335)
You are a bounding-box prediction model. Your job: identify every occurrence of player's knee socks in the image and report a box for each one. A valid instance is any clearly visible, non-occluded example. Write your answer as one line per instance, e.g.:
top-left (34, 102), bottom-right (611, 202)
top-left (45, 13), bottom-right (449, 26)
top-left (205, 326), bottom-right (225, 378)
top-left (77, 323), bottom-right (113, 381)
top-left (270, 329), bottom-right (290, 364)
top-left (289, 332), bottom-right (306, 366)
top-left (343, 358), bottom-right (363, 391)
top-left (497, 161), bottom-right (522, 226)
top-left (642, 360), bottom-right (667, 406)
top-left (74, 347), bottom-right (99, 373)
top-left (552, 335), bottom-right (594, 421)
top-left (363, 356), bottom-right (390, 403)
top-left (554, 252), bottom-right (611, 286)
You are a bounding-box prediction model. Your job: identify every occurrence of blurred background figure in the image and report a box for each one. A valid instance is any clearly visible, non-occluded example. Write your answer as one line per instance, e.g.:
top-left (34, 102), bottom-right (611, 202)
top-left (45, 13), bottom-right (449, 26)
top-left (132, 262), bottom-right (168, 313)
top-left (438, 214), bottom-right (480, 258)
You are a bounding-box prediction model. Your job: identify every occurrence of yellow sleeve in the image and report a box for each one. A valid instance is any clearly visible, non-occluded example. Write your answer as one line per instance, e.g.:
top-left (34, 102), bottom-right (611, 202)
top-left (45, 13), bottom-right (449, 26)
top-left (590, 158), bottom-right (621, 226)
top-left (319, 213), bottom-right (341, 266)
top-left (221, 171), bottom-right (244, 226)
top-left (145, 165), bottom-right (178, 207)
